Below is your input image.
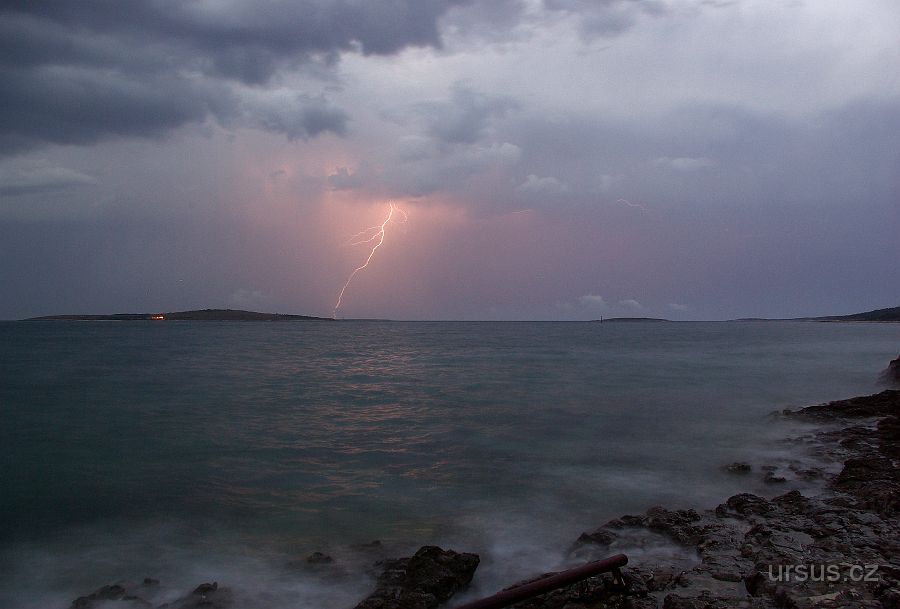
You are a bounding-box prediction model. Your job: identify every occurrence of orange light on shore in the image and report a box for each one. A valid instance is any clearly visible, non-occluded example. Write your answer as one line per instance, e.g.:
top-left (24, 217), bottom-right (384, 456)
top-left (150, 314), bottom-right (165, 320)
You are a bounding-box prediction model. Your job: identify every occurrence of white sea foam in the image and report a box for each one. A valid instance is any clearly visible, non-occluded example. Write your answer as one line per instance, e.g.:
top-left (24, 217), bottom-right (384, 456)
top-left (2, 320), bottom-right (897, 607)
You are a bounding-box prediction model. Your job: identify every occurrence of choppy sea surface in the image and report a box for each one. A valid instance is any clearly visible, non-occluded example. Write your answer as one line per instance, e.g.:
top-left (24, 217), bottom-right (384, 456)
top-left (1, 320), bottom-right (898, 608)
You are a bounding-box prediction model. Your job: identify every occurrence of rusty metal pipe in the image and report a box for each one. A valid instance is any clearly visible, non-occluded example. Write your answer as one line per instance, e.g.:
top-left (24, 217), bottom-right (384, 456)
top-left (452, 553), bottom-right (628, 609)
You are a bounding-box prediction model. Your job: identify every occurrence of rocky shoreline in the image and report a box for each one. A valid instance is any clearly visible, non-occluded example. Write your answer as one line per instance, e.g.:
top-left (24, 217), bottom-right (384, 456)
top-left (530, 388), bottom-right (900, 609)
top-left (68, 387), bottom-right (899, 609)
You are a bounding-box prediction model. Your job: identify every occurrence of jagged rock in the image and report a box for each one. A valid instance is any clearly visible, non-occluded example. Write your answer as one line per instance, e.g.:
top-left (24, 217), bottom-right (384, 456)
top-left (715, 493), bottom-right (773, 519)
top-left (661, 590), bottom-right (736, 608)
top-left (762, 471), bottom-right (786, 484)
top-left (880, 587), bottom-right (900, 608)
top-left (725, 462), bottom-right (752, 474)
top-left (625, 598), bottom-right (661, 609)
top-left (880, 356), bottom-right (900, 386)
top-left (834, 456), bottom-right (899, 515)
top-left (71, 585), bottom-right (127, 609)
top-left (629, 565), bottom-right (682, 593)
top-left (643, 507), bottom-right (706, 546)
top-left (791, 467), bottom-right (823, 481)
top-left (508, 390), bottom-right (900, 609)
top-left (306, 551), bottom-right (334, 564)
top-left (791, 389), bottom-right (899, 420)
top-left (605, 515), bottom-right (645, 529)
top-left (191, 582), bottom-right (217, 595)
top-left (576, 529), bottom-right (618, 546)
top-left (353, 545), bottom-right (479, 609)
top-left (770, 490), bottom-right (810, 513)
top-left (70, 584), bottom-right (151, 609)
top-left (661, 589), bottom-right (775, 608)
top-left (159, 582), bottom-right (233, 609)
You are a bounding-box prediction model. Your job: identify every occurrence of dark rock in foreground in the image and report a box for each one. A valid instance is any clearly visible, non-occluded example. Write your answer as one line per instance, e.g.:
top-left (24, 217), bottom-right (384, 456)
top-left (70, 584), bottom-right (139, 609)
top-left (724, 462), bottom-right (752, 475)
top-left (541, 389), bottom-right (900, 609)
top-left (785, 388), bottom-right (899, 420)
top-left (306, 551), bottom-right (335, 564)
top-left (354, 545), bottom-right (479, 609)
top-left (881, 355), bottom-right (900, 387)
top-left (70, 580), bottom-right (233, 609)
top-left (160, 581), bottom-right (233, 609)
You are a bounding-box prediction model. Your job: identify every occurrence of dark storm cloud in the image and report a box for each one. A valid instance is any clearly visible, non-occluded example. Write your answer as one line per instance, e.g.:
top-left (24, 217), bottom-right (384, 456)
top-left (241, 92), bottom-right (349, 139)
top-left (0, 0), bottom-right (471, 154)
top-left (4, 1), bottom-right (466, 74)
top-left (0, 65), bottom-right (230, 154)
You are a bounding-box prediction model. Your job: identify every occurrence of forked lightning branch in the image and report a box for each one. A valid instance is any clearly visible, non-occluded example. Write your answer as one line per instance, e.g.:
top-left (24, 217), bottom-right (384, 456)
top-left (333, 202), bottom-right (408, 318)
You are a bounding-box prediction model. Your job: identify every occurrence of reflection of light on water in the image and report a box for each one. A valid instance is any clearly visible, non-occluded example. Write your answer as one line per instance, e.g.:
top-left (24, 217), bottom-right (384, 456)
top-left (6, 321), bottom-right (899, 608)
top-left (190, 338), bottom-right (456, 538)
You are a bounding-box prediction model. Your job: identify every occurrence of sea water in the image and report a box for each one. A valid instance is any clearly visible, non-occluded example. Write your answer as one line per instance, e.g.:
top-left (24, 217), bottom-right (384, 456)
top-left (1, 320), bottom-right (898, 608)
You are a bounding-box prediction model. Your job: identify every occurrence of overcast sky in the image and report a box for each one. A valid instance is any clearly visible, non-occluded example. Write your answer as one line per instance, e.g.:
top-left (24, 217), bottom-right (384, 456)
top-left (1, 0), bottom-right (898, 320)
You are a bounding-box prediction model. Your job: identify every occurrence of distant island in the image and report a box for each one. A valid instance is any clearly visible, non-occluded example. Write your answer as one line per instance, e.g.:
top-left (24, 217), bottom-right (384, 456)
top-left (800, 306), bottom-right (900, 322)
top-left (21, 306), bottom-right (899, 323)
top-left (736, 306), bottom-right (900, 323)
top-left (590, 306), bottom-right (899, 323)
top-left (592, 317), bottom-right (670, 322)
top-left (26, 309), bottom-right (332, 322)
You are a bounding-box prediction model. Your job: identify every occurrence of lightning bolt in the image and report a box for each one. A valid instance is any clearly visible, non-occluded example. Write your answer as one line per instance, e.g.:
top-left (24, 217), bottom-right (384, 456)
top-left (333, 202), bottom-right (407, 318)
top-left (616, 198), bottom-right (651, 215)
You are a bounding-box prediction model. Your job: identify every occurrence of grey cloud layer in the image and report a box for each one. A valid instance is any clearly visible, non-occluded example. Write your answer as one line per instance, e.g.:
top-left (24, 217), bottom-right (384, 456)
top-left (0, 163), bottom-right (96, 196)
top-left (0, 0), bottom-right (716, 156)
top-left (4, 1), bottom-right (464, 77)
top-left (0, 0), bottom-right (471, 154)
top-left (328, 86), bottom-right (900, 216)
top-left (543, 0), bottom-right (669, 38)
top-left (2, 0), bottom-right (898, 320)
top-left (419, 83), bottom-right (518, 144)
